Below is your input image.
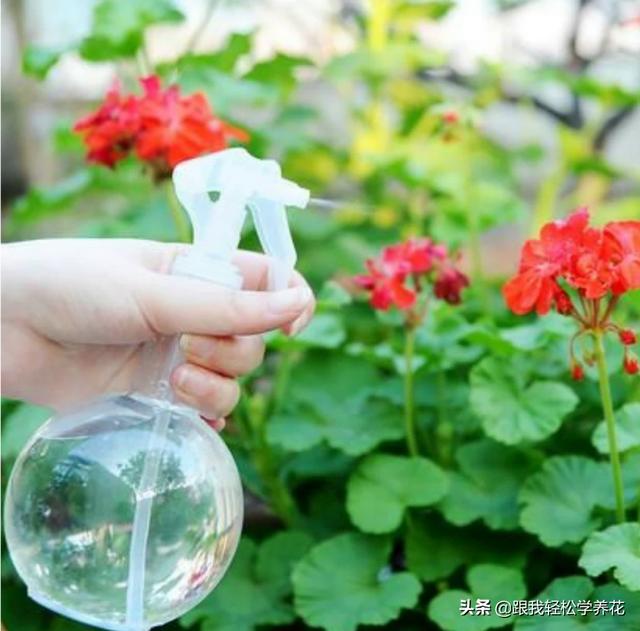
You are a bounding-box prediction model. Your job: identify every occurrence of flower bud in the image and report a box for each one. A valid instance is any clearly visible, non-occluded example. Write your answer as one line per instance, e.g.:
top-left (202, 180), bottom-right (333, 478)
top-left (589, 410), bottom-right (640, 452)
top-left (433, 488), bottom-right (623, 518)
top-left (571, 362), bottom-right (585, 381)
top-left (553, 289), bottom-right (573, 316)
top-left (619, 328), bottom-right (637, 346)
top-left (623, 353), bottom-right (639, 375)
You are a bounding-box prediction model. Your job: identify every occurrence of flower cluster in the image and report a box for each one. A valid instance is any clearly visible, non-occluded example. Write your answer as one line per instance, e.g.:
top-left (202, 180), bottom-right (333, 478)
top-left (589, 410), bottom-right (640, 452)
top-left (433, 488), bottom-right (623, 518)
top-left (503, 208), bottom-right (640, 376)
top-left (74, 76), bottom-right (248, 178)
top-left (354, 238), bottom-right (469, 312)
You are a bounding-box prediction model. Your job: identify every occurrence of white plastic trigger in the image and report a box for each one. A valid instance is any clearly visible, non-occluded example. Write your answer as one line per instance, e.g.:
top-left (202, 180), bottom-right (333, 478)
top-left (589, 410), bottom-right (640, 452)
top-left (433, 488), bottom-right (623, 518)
top-left (171, 148), bottom-right (309, 290)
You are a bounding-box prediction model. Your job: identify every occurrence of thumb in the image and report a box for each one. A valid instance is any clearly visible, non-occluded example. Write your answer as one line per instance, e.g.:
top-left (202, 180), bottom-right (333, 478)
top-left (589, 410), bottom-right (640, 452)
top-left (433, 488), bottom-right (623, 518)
top-left (138, 272), bottom-right (314, 337)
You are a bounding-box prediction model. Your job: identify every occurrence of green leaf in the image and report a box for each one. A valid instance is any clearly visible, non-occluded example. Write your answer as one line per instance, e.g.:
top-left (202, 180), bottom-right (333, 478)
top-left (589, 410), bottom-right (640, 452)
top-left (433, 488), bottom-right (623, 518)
top-left (267, 394), bottom-right (404, 455)
top-left (519, 456), bottom-right (610, 547)
top-left (80, 0), bottom-right (183, 60)
top-left (405, 518), bottom-right (471, 582)
top-left (439, 439), bottom-right (540, 530)
top-left (514, 576), bottom-right (640, 629)
top-left (406, 517), bottom-right (530, 583)
top-left (270, 313), bottom-right (346, 350)
top-left (428, 564), bottom-right (526, 630)
top-left (12, 170), bottom-right (93, 223)
top-left (347, 455), bottom-right (448, 533)
top-left (181, 531), bottom-right (313, 631)
top-left (592, 403), bottom-right (640, 454)
top-left (470, 356), bottom-right (578, 444)
top-left (178, 32), bottom-right (252, 74)
top-left (579, 523), bottom-right (640, 592)
top-left (316, 280), bottom-right (353, 309)
top-left (266, 355), bottom-right (404, 456)
top-left (293, 533), bottom-right (421, 631)
top-left (1, 403), bottom-right (51, 460)
top-left (22, 44), bottom-right (67, 80)
top-left (245, 53), bottom-right (313, 97)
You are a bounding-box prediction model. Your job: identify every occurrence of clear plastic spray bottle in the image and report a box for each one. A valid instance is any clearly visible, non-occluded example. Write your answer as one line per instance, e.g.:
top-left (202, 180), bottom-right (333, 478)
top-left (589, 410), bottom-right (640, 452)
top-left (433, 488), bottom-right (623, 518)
top-left (4, 148), bottom-right (310, 631)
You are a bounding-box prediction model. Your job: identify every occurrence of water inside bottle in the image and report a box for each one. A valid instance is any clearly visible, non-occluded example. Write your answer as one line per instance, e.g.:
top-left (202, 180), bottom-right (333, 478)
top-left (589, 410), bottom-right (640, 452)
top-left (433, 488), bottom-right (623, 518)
top-left (4, 393), bottom-right (243, 631)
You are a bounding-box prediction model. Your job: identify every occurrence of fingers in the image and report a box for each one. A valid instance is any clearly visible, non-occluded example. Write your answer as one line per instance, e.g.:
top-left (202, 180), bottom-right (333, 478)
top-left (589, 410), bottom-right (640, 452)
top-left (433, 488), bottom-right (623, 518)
top-left (138, 273), bottom-right (314, 337)
top-left (179, 334), bottom-right (265, 377)
top-left (171, 363), bottom-right (240, 419)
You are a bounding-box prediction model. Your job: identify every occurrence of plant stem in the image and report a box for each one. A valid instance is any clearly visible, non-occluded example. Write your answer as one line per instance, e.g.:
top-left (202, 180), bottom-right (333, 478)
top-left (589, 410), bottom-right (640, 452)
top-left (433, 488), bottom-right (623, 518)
top-left (404, 327), bottom-right (419, 457)
top-left (165, 181), bottom-right (191, 243)
top-left (594, 329), bottom-right (626, 523)
top-left (435, 368), bottom-right (453, 466)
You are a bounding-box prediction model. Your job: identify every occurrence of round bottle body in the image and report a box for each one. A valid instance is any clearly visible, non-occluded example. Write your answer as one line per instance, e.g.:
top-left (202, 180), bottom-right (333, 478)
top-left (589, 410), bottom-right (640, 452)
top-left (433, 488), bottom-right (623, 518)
top-left (4, 393), bottom-right (243, 631)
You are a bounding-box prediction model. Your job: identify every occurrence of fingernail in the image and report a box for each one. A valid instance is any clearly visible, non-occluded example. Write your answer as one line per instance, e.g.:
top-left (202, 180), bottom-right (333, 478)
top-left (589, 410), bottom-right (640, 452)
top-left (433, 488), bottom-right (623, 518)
top-left (173, 365), bottom-right (210, 397)
top-left (180, 334), bottom-right (210, 359)
top-left (268, 286), bottom-right (312, 313)
top-left (289, 315), bottom-right (306, 337)
top-left (179, 334), bottom-right (192, 353)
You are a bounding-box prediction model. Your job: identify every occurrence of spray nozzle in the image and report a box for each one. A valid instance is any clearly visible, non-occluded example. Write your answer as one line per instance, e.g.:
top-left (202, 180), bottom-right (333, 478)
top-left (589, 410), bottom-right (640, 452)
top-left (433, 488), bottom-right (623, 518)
top-left (172, 148), bottom-right (309, 290)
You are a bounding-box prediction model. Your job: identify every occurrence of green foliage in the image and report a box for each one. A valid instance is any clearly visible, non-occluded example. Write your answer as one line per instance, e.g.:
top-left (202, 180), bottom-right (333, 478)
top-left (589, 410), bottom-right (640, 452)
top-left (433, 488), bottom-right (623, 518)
top-left (80, 0), bottom-right (184, 61)
top-left (346, 454), bottom-right (448, 533)
top-left (579, 523), bottom-right (640, 592)
top-left (292, 533), bottom-right (422, 631)
top-left (439, 439), bottom-right (540, 530)
top-left (428, 564), bottom-right (527, 630)
top-left (470, 356), bottom-right (579, 444)
top-left (514, 576), bottom-right (640, 629)
top-left (592, 403), bottom-right (640, 454)
top-left (518, 456), bottom-right (611, 547)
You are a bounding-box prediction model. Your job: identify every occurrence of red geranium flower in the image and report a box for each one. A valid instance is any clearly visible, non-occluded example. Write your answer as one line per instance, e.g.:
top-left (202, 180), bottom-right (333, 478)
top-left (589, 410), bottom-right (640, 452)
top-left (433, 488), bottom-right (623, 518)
top-left (503, 208), bottom-right (640, 377)
top-left (135, 76), bottom-right (248, 176)
top-left (73, 82), bottom-right (140, 167)
top-left (354, 237), bottom-right (468, 313)
top-left (73, 75), bottom-right (248, 177)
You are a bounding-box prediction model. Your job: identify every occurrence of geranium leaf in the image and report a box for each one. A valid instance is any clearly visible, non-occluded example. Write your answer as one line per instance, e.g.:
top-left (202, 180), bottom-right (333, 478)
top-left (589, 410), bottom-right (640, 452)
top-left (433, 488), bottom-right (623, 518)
top-left (406, 518), bottom-right (471, 582)
top-left (406, 516), bottom-right (531, 583)
top-left (267, 395), bottom-right (404, 455)
top-left (519, 456), bottom-right (610, 547)
top-left (439, 439), bottom-right (539, 530)
top-left (269, 313), bottom-right (346, 350)
top-left (267, 355), bottom-right (404, 455)
top-left (292, 533), bottom-right (421, 631)
top-left (579, 523), bottom-right (640, 591)
top-left (80, 0), bottom-right (184, 61)
top-left (514, 576), bottom-right (640, 629)
top-left (180, 531), bottom-right (312, 631)
top-left (22, 45), bottom-right (68, 80)
top-left (346, 455), bottom-right (448, 533)
top-left (470, 357), bottom-right (578, 444)
top-left (428, 564), bottom-right (526, 630)
top-left (592, 403), bottom-right (640, 454)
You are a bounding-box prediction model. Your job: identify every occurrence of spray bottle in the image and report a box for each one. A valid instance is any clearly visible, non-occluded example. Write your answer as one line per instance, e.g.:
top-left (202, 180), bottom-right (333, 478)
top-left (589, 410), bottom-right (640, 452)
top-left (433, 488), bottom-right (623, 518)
top-left (4, 148), bottom-right (310, 631)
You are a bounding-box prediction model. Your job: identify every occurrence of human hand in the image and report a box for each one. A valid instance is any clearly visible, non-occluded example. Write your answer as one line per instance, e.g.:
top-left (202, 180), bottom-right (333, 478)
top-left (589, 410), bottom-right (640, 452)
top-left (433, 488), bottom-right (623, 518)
top-left (1, 239), bottom-right (315, 427)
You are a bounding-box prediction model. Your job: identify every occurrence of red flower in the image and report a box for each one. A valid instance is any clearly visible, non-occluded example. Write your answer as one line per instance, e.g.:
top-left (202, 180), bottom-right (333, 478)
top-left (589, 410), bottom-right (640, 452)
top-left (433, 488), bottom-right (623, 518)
top-left (73, 75), bottom-right (248, 176)
top-left (354, 258), bottom-right (416, 310)
top-left (503, 208), bottom-right (592, 315)
top-left (603, 221), bottom-right (640, 294)
top-left (354, 238), bottom-right (466, 313)
top-left (135, 76), bottom-right (248, 175)
top-left (434, 266), bottom-right (469, 305)
top-left (73, 82), bottom-right (140, 167)
top-left (504, 207), bottom-right (640, 379)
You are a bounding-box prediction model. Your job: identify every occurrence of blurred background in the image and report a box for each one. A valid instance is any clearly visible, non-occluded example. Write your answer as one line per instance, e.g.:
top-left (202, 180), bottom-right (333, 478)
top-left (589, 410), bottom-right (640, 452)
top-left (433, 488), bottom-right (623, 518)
top-left (2, 0), bottom-right (639, 276)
